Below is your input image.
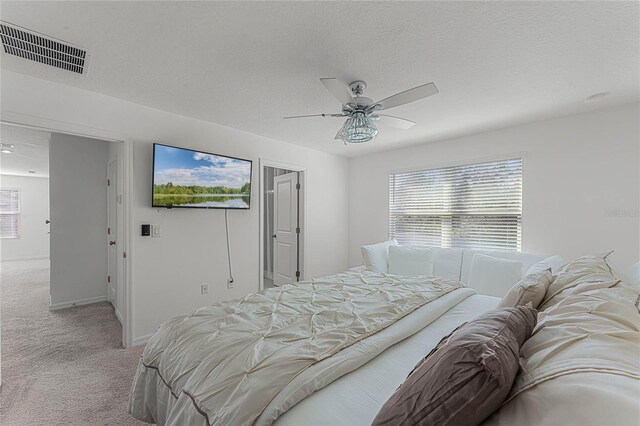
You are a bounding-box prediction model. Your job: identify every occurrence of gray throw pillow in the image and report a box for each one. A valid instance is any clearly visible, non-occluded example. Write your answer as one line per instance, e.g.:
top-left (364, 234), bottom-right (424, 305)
top-left (372, 306), bottom-right (537, 426)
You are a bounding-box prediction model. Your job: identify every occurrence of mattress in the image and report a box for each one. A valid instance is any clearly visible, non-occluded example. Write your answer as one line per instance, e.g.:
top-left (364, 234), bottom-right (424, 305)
top-left (275, 293), bottom-right (499, 426)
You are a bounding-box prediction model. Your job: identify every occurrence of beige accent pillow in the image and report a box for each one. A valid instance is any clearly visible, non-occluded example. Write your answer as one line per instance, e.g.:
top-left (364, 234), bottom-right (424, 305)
top-left (498, 269), bottom-right (553, 309)
top-left (539, 251), bottom-right (620, 310)
top-left (525, 255), bottom-right (566, 276)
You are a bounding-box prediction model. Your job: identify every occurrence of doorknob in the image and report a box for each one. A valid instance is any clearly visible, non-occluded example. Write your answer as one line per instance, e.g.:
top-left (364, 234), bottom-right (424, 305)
top-left (45, 220), bottom-right (50, 224)
top-left (272, 234), bottom-right (277, 239)
top-left (109, 240), bottom-right (116, 246)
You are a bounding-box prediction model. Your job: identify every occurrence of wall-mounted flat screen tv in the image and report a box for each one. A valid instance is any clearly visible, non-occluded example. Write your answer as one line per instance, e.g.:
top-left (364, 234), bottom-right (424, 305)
top-left (152, 143), bottom-right (252, 209)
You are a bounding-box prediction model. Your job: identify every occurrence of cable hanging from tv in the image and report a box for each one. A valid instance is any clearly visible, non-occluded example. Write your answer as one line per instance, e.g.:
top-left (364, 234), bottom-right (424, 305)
top-left (225, 209), bottom-right (234, 285)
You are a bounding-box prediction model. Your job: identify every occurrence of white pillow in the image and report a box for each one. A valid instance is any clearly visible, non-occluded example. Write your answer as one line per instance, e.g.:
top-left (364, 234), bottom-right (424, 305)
top-left (525, 255), bottom-right (566, 276)
top-left (388, 246), bottom-right (435, 277)
top-left (622, 262), bottom-right (640, 289)
top-left (361, 239), bottom-right (397, 273)
top-left (468, 254), bottom-right (523, 297)
top-left (433, 248), bottom-right (464, 281)
top-left (497, 269), bottom-right (553, 309)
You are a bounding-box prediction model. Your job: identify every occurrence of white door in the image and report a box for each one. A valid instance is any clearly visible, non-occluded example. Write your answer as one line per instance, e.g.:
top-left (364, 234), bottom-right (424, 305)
top-left (107, 160), bottom-right (118, 310)
top-left (273, 172), bottom-right (299, 286)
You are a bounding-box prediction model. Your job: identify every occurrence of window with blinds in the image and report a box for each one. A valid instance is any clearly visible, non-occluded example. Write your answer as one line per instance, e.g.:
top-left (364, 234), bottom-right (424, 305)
top-left (0, 189), bottom-right (21, 239)
top-left (389, 158), bottom-right (522, 251)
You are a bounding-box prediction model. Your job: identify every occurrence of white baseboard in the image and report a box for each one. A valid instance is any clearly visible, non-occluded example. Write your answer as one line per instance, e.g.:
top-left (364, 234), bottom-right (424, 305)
top-left (131, 333), bottom-right (153, 347)
top-left (114, 307), bottom-right (123, 324)
top-left (1, 255), bottom-right (49, 262)
top-left (49, 295), bottom-right (108, 310)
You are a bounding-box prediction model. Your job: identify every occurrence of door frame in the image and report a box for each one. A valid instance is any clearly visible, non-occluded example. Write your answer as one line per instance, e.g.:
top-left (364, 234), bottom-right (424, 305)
top-left (107, 157), bottom-right (117, 306)
top-left (258, 159), bottom-right (307, 291)
top-left (0, 113), bottom-right (134, 348)
top-left (272, 171), bottom-right (299, 286)
top-left (106, 154), bottom-right (125, 326)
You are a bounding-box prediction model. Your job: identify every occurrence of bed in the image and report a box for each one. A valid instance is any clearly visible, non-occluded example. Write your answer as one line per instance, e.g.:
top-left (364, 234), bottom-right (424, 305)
top-left (129, 252), bottom-right (640, 426)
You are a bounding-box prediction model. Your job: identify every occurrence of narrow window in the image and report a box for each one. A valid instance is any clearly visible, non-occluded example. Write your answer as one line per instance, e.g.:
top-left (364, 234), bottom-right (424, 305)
top-left (0, 189), bottom-right (21, 239)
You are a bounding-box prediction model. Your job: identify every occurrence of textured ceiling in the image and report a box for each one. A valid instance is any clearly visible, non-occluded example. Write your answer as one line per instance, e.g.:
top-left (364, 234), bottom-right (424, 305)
top-left (0, 1), bottom-right (638, 157)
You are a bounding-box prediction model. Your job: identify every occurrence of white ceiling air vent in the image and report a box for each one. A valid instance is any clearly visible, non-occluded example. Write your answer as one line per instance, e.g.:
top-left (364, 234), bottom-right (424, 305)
top-left (0, 21), bottom-right (88, 74)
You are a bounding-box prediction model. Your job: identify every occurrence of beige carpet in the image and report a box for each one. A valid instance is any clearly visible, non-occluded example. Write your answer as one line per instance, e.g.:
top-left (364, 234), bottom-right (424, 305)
top-left (0, 259), bottom-right (148, 425)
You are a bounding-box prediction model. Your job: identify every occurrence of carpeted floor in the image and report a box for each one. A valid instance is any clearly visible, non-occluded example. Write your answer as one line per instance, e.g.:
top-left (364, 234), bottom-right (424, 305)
top-left (0, 259), bottom-right (148, 425)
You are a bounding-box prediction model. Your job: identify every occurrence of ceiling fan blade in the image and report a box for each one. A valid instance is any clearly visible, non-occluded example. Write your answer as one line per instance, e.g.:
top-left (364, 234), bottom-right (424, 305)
top-left (283, 113), bottom-right (345, 119)
top-left (377, 115), bottom-right (416, 130)
top-left (320, 78), bottom-right (356, 106)
top-left (377, 82), bottom-right (439, 111)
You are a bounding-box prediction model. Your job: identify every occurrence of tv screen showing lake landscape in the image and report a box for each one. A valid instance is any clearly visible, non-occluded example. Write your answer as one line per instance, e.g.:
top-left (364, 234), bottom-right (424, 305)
top-left (152, 144), bottom-right (252, 209)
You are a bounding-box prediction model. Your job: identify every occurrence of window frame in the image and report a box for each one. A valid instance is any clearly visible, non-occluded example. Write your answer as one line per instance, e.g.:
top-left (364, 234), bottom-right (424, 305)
top-left (0, 188), bottom-right (21, 239)
top-left (388, 156), bottom-right (523, 252)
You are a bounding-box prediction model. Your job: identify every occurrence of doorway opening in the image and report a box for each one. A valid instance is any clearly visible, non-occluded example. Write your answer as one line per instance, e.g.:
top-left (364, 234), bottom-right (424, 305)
top-left (259, 160), bottom-right (306, 290)
top-left (0, 120), bottom-right (131, 347)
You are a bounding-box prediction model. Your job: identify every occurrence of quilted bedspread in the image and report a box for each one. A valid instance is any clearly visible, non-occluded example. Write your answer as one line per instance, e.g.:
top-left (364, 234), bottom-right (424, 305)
top-left (128, 270), bottom-right (464, 425)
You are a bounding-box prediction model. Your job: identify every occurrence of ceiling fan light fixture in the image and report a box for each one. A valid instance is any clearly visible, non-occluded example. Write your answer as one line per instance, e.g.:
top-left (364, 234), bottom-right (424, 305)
top-left (338, 112), bottom-right (378, 144)
top-left (0, 143), bottom-right (15, 154)
top-left (285, 78), bottom-right (437, 144)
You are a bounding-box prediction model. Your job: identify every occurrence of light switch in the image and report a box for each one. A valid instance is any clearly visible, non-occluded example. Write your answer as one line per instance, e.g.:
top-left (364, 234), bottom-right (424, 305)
top-left (152, 225), bottom-right (161, 237)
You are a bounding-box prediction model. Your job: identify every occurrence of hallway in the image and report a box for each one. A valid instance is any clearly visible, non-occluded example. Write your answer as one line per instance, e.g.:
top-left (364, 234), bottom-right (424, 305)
top-left (0, 259), bottom-right (145, 425)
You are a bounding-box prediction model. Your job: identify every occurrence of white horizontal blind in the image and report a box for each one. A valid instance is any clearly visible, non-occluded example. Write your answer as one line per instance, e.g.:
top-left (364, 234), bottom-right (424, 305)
top-left (0, 189), bottom-right (20, 238)
top-left (389, 158), bottom-right (522, 251)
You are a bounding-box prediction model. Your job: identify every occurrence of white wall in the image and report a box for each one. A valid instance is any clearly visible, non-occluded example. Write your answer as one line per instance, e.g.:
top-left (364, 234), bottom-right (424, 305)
top-left (349, 103), bottom-right (640, 272)
top-left (1, 71), bottom-right (350, 344)
top-left (0, 175), bottom-right (50, 261)
top-left (49, 133), bottom-right (110, 308)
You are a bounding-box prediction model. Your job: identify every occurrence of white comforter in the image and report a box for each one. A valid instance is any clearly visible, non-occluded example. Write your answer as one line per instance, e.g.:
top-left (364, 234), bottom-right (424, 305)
top-left (275, 292), bottom-right (498, 425)
top-left (279, 280), bottom-right (640, 426)
top-left (128, 271), bottom-right (470, 425)
top-left (280, 286), bottom-right (640, 426)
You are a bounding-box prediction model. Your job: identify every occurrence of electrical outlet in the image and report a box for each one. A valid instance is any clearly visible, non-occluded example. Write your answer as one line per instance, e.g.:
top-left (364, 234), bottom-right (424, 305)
top-left (227, 279), bottom-right (234, 289)
top-left (201, 283), bottom-right (209, 295)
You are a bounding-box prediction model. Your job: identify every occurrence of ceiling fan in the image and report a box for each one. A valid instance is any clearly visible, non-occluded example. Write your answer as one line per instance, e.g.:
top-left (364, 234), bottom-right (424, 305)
top-left (284, 78), bottom-right (439, 144)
